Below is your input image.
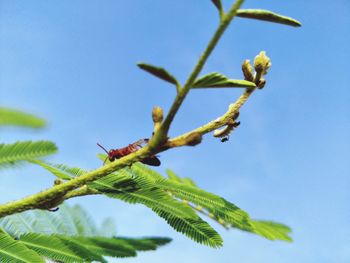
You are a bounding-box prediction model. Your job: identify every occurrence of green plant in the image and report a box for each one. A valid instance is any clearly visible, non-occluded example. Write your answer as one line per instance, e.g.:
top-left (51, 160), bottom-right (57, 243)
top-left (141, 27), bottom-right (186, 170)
top-left (0, 0), bottom-right (301, 261)
top-left (0, 203), bottom-right (170, 262)
top-left (0, 108), bottom-right (171, 261)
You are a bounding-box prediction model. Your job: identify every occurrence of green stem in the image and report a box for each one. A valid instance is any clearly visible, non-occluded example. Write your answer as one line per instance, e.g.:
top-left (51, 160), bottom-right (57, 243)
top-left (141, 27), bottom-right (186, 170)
top-left (150, 0), bottom-right (245, 147)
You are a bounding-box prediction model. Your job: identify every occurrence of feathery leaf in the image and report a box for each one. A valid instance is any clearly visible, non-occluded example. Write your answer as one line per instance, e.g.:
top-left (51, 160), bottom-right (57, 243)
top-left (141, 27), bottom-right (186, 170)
top-left (0, 141), bottom-right (57, 167)
top-left (0, 204), bottom-right (172, 262)
top-left (130, 164), bottom-right (293, 242)
top-left (0, 108), bottom-right (46, 128)
top-left (0, 228), bottom-right (44, 263)
top-left (90, 170), bottom-right (223, 247)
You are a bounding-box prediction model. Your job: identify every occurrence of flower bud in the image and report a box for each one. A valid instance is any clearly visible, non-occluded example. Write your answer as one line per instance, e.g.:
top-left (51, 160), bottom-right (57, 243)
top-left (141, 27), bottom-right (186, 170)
top-left (152, 106), bottom-right (163, 123)
top-left (254, 51), bottom-right (271, 76)
top-left (242, 59), bottom-right (254, 81)
top-left (54, 179), bottom-right (62, 185)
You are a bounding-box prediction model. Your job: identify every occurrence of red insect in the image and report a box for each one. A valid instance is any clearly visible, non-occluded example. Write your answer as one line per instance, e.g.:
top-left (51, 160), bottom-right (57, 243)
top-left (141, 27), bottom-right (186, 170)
top-left (97, 138), bottom-right (161, 166)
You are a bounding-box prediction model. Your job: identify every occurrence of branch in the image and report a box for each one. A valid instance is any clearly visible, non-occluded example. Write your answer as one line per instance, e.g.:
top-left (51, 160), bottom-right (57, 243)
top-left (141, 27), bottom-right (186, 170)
top-left (0, 0), bottom-right (247, 218)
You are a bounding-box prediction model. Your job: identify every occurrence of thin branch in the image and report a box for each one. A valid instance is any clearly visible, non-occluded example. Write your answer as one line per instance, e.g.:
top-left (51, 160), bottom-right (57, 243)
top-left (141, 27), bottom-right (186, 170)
top-left (164, 89), bottom-right (254, 149)
top-left (149, 0), bottom-right (245, 148)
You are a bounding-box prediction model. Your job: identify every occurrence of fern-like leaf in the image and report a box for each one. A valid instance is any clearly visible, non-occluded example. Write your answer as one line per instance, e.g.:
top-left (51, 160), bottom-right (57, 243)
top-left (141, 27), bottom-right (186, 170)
top-left (129, 164), bottom-right (293, 242)
top-left (0, 204), bottom-right (172, 261)
top-left (0, 228), bottom-right (44, 263)
top-left (131, 165), bottom-right (251, 229)
top-left (0, 107), bottom-right (45, 128)
top-left (90, 170), bottom-right (223, 248)
top-left (0, 141), bottom-right (57, 167)
top-left (0, 212), bottom-right (36, 237)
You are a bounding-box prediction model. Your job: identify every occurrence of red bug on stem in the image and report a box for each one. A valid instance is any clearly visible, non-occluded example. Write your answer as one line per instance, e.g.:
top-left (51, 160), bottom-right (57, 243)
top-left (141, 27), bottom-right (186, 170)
top-left (97, 138), bottom-right (161, 166)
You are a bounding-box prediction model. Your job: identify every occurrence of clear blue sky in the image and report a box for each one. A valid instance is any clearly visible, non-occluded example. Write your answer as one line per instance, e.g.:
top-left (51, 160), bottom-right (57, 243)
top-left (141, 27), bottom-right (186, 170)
top-left (1, 1), bottom-right (350, 262)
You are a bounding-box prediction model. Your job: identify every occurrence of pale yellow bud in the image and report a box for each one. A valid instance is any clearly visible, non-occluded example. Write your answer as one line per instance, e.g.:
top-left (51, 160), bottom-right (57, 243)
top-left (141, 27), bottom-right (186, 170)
top-left (152, 106), bottom-right (163, 123)
top-left (242, 59), bottom-right (254, 81)
top-left (254, 51), bottom-right (271, 76)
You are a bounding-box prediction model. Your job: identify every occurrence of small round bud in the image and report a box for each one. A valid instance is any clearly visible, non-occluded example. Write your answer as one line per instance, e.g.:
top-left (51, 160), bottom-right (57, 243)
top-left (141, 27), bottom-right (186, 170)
top-left (54, 179), bottom-right (62, 185)
top-left (152, 106), bottom-right (163, 123)
top-left (257, 78), bottom-right (266, 89)
top-left (242, 59), bottom-right (254, 81)
top-left (254, 51), bottom-right (271, 76)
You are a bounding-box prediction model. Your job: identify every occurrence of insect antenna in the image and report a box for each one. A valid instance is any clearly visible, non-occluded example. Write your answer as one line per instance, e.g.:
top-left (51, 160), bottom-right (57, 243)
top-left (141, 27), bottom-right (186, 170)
top-left (97, 143), bottom-right (109, 153)
top-left (97, 143), bottom-right (109, 164)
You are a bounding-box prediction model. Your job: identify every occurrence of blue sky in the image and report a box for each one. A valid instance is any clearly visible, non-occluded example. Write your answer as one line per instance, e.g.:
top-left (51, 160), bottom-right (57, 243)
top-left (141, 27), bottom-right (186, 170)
top-left (1, 0), bottom-right (350, 262)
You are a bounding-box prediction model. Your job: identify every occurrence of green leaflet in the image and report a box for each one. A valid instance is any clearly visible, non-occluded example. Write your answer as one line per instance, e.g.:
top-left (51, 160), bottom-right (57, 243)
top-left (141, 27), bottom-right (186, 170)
top-left (192, 72), bottom-right (256, 89)
top-left (0, 141), bottom-right (57, 167)
top-left (137, 62), bottom-right (179, 86)
top-left (0, 228), bottom-right (44, 263)
top-left (237, 9), bottom-right (302, 27)
top-left (0, 107), bottom-right (46, 128)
